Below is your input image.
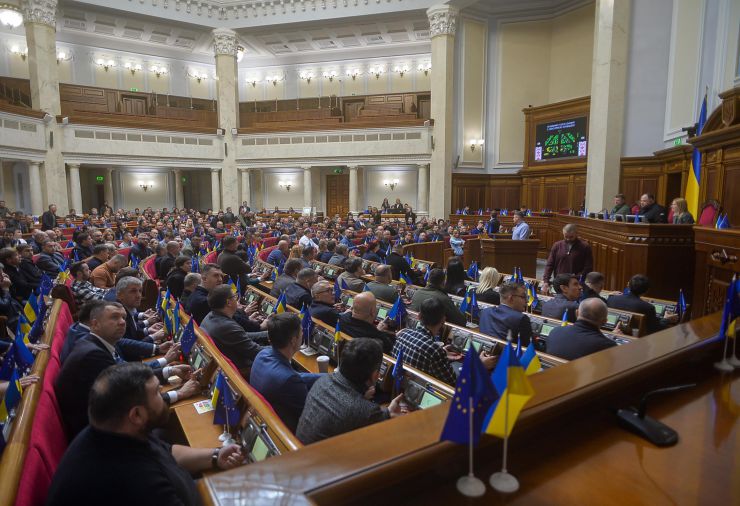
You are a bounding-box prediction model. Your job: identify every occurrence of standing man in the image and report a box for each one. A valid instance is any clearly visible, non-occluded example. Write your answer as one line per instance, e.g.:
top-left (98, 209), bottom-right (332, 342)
top-left (486, 211), bottom-right (501, 235)
top-left (542, 224), bottom-right (593, 293)
top-left (41, 204), bottom-right (58, 231)
top-left (511, 211), bottom-right (531, 240)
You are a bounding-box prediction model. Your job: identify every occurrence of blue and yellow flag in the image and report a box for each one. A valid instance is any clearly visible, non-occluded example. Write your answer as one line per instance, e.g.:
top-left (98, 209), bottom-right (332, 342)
top-left (468, 289), bottom-right (480, 320)
top-left (334, 279), bottom-right (342, 302)
top-left (440, 344), bottom-right (497, 445)
top-left (467, 261), bottom-right (479, 281)
top-left (561, 309), bottom-right (569, 326)
top-left (482, 341), bottom-right (534, 438)
top-left (14, 322), bottom-right (35, 371)
top-left (686, 93), bottom-right (707, 218)
top-left (211, 371), bottom-right (240, 427)
top-left (520, 341), bottom-right (541, 376)
top-left (399, 272), bottom-right (413, 285)
top-left (19, 313), bottom-right (31, 339)
top-left (334, 319), bottom-right (341, 344)
top-left (718, 275), bottom-right (740, 340)
top-left (0, 368), bottom-right (22, 424)
top-left (526, 281), bottom-right (539, 309)
top-left (677, 289), bottom-right (687, 322)
top-left (274, 292), bottom-right (286, 314)
top-left (180, 318), bottom-right (197, 357)
top-left (0, 345), bottom-right (16, 381)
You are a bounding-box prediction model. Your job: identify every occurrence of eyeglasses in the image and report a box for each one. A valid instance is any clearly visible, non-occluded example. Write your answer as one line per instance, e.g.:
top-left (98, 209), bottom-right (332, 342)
top-left (512, 294), bottom-right (527, 299)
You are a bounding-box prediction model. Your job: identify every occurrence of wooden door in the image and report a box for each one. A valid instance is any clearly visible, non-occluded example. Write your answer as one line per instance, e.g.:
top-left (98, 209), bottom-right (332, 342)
top-left (122, 96), bottom-right (147, 115)
top-left (343, 100), bottom-right (365, 122)
top-left (326, 174), bottom-right (350, 217)
top-left (418, 98), bottom-right (431, 119)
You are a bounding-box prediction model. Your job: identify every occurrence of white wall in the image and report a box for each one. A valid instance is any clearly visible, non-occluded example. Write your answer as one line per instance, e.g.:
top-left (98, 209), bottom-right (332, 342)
top-left (362, 166), bottom-right (418, 211)
top-left (119, 172), bottom-right (171, 210)
top-left (263, 170), bottom-right (305, 209)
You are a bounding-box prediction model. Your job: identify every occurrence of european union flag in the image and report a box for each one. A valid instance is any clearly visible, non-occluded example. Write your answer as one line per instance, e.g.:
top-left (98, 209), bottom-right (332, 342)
top-left (440, 346), bottom-right (497, 445)
top-left (211, 371), bottom-right (240, 427)
top-left (424, 268), bottom-right (431, 285)
top-left (0, 368), bottom-right (22, 426)
top-left (516, 267), bottom-right (524, 284)
top-left (677, 289), bottom-right (687, 321)
top-left (718, 275), bottom-right (740, 340)
top-left (0, 345), bottom-right (16, 381)
top-left (190, 255), bottom-right (200, 273)
top-left (334, 279), bottom-right (342, 302)
top-left (388, 296), bottom-right (407, 327)
top-left (39, 274), bottom-right (54, 297)
top-left (277, 258), bottom-right (286, 276)
top-left (180, 319), bottom-right (197, 357)
top-left (28, 295), bottom-right (46, 343)
top-left (459, 288), bottom-right (470, 314)
top-left (469, 289), bottom-right (480, 320)
top-left (392, 348), bottom-right (405, 394)
top-left (716, 213), bottom-right (730, 229)
top-left (300, 303), bottom-right (314, 347)
top-left (340, 278), bottom-right (349, 290)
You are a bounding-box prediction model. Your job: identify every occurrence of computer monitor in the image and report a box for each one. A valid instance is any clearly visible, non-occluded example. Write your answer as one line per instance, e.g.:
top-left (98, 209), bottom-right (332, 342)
top-left (540, 323), bottom-right (555, 336)
top-left (189, 345), bottom-right (210, 370)
top-left (419, 390), bottom-right (444, 409)
top-left (606, 313), bottom-right (619, 326)
top-left (653, 303), bottom-right (665, 317)
top-left (263, 302), bottom-right (274, 314)
top-left (251, 436), bottom-right (270, 461)
top-left (377, 307), bottom-right (388, 320)
top-left (346, 297), bottom-right (354, 308)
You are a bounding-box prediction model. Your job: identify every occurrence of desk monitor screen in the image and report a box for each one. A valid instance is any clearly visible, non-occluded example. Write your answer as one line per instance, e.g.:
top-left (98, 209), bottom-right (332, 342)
top-left (346, 297), bottom-right (354, 308)
top-left (325, 268), bottom-right (335, 277)
top-left (653, 303), bottom-right (665, 317)
top-left (377, 307), bottom-right (388, 320)
top-left (251, 436), bottom-right (270, 462)
top-left (419, 390), bottom-right (444, 409)
top-left (533, 117), bottom-right (588, 161)
top-left (540, 323), bottom-right (555, 337)
top-left (245, 292), bottom-right (259, 304)
top-left (606, 313), bottom-right (619, 326)
top-left (190, 346), bottom-right (210, 370)
top-left (263, 303), bottom-right (274, 315)
top-left (465, 338), bottom-right (481, 353)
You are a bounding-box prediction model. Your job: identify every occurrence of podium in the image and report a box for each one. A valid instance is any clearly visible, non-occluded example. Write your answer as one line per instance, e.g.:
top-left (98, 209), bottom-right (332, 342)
top-left (480, 238), bottom-right (540, 279)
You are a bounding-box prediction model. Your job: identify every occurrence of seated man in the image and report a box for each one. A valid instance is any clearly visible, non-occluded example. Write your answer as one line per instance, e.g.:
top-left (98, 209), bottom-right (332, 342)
top-left (200, 285), bottom-right (269, 375)
top-left (86, 244), bottom-right (111, 272)
top-left (218, 236), bottom-right (251, 289)
top-left (35, 240), bottom-right (65, 276)
top-left (362, 242), bottom-right (383, 264)
top-left (478, 282), bottom-right (532, 346)
top-left (327, 244), bottom-right (349, 266)
top-left (250, 313), bottom-right (322, 433)
top-left (385, 244), bottom-right (414, 281)
top-left (284, 268), bottom-right (318, 310)
top-left (338, 291), bottom-right (396, 353)
top-left (318, 240), bottom-right (336, 263)
top-left (91, 254), bottom-right (127, 289)
top-left (72, 232), bottom-right (93, 260)
top-left (0, 264), bottom-right (22, 331)
top-left (607, 274), bottom-right (676, 334)
top-left (582, 271), bottom-right (607, 302)
top-left (296, 338), bottom-right (406, 444)
top-left (180, 272), bottom-right (201, 307)
top-left (0, 247), bottom-right (36, 302)
top-left (165, 256), bottom-right (192, 300)
top-left (310, 281), bottom-right (340, 327)
top-left (269, 258), bottom-right (302, 297)
top-left (70, 260), bottom-right (108, 307)
top-left (266, 240), bottom-right (289, 267)
top-left (336, 258), bottom-right (366, 293)
top-left (55, 302), bottom-right (197, 439)
top-left (299, 245), bottom-right (316, 269)
top-left (541, 273), bottom-right (582, 323)
top-left (409, 268), bottom-right (467, 327)
top-left (47, 363), bottom-right (244, 506)
top-left (366, 264), bottom-right (399, 305)
top-left (546, 298), bottom-right (617, 360)
top-left (183, 263), bottom-right (223, 324)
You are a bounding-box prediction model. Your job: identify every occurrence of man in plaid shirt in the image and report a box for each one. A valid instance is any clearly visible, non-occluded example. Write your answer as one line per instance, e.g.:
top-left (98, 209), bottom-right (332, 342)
top-left (392, 298), bottom-right (462, 385)
top-left (70, 261), bottom-right (109, 307)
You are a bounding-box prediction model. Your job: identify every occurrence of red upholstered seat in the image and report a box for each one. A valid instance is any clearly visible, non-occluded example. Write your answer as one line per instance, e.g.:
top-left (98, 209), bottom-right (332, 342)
top-left (262, 236), bottom-right (279, 248)
top-left (258, 245), bottom-right (277, 262)
top-left (698, 201), bottom-right (719, 226)
top-left (143, 256), bottom-right (158, 280)
top-left (60, 248), bottom-right (73, 259)
top-left (117, 247), bottom-right (131, 259)
top-left (203, 251), bottom-right (218, 264)
top-left (15, 447), bottom-right (53, 506)
top-left (631, 204), bottom-right (640, 214)
top-left (667, 207), bottom-right (675, 223)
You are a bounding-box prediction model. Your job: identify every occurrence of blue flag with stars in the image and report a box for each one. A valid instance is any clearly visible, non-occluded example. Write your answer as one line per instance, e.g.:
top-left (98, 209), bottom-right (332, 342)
top-left (180, 318), bottom-right (197, 357)
top-left (211, 371), bottom-right (241, 427)
top-left (392, 347), bottom-right (405, 394)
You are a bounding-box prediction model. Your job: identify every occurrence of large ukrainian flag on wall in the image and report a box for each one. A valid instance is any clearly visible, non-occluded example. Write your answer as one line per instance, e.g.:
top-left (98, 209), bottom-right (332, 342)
top-left (686, 93), bottom-right (707, 218)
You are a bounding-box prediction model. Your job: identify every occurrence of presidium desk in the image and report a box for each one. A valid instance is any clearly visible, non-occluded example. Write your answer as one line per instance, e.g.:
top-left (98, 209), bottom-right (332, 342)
top-left (197, 312), bottom-right (737, 505)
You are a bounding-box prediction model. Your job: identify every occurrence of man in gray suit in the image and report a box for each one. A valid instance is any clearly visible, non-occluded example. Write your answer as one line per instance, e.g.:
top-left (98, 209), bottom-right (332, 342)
top-left (366, 265), bottom-right (398, 305)
top-left (35, 240), bottom-right (66, 276)
top-left (270, 259), bottom-right (302, 297)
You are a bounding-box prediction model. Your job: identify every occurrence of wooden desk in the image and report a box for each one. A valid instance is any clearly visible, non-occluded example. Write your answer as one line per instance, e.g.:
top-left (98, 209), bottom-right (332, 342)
top-left (173, 397), bottom-right (224, 448)
top-left (292, 349), bottom-right (335, 374)
top-left (480, 238), bottom-right (540, 279)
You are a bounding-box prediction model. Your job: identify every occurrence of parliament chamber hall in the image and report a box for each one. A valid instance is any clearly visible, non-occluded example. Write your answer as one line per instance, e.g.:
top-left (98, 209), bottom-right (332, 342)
top-left (0, 0), bottom-right (739, 504)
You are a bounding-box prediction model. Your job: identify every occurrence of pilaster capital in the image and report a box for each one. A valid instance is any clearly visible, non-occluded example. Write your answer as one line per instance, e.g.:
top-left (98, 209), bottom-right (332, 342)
top-left (427, 5), bottom-right (458, 38)
top-left (66, 162), bottom-right (80, 170)
top-left (211, 167), bottom-right (222, 173)
top-left (28, 161), bottom-right (41, 168)
top-left (347, 165), bottom-right (359, 172)
top-left (301, 165), bottom-right (312, 172)
top-left (173, 168), bottom-right (182, 175)
top-left (23, 0), bottom-right (58, 28)
top-left (417, 163), bottom-right (429, 170)
top-left (212, 28), bottom-right (238, 57)
top-left (239, 167), bottom-right (250, 173)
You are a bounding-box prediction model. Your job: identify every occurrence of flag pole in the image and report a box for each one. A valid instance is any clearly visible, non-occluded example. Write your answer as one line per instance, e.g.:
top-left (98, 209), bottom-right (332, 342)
top-left (715, 274), bottom-right (737, 372)
top-left (455, 395), bottom-right (486, 497)
top-left (490, 334), bottom-right (520, 493)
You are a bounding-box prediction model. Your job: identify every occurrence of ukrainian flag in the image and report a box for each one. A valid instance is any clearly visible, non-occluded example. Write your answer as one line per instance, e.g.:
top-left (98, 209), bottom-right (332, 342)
top-left (561, 309), bottom-right (569, 326)
top-left (274, 292), bottom-right (286, 314)
top-left (334, 320), bottom-right (341, 344)
top-left (0, 368), bottom-right (22, 423)
top-left (23, 295), bottom-right (39, 325)
top-left (519, 341), bottom-right (541, 376)
top-left (482, 341), bottom-right (534, 438)
top-left (686, 93), bottom-right (707, 218)
top-left (228, 278), bottom-right (237, 295)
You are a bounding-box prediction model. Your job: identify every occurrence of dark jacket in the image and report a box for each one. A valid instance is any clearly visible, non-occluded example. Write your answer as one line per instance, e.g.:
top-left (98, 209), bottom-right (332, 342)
top-left (19, 258), bottom-right (42, 291)
top-left (218, 249), bottom-right (251, 289)
top-left (310, 301), bottom-right (339, 327)
top-left (72, 245), bottom-right (93, 261)
top-left (156, 254), bottom-right (175, 281)
top-left (317, 251), bottom-right (334, 263)
top-left (638, 203), bottom-right (667, 223)
top-left (41, 210), bottom-right (57, 231)
top-left (130, 242), bottom-right (152, 262)
top-left (478, 304), bottom-right (532, 346)
top-left (385, 252), bottom-right (413, 281)
top-left (338, 312), bottom-right (395, 353)
top-left (4, 264), bottom-right (35, 302)
top-left (475, 288), bottom-right (500, 305)
top-left (0, 288), bottom-right (22, 330)
top-left (35, 251), bottom-right (65, 276)
top-left (284, 282), bottom-right (312, 310)
top-left (541, 293), bottom-right (579, 323)
top-left (200, 310), bottom-right (268, 372)
top-left (46, 427), bottom-right (200, 506)
top-left (165, 269), bottom-right (187, 300)
top-left (486, 217), bottom-right (501, 234)
top-left (183, 286), bottom-right (210, 324)
top-left (270, 274), bottom-right (295, 297)
top-left (362, 251), bottom-right (382, 264)
top-left (546, 320), bottom-right (616, 360)
top-left (607, 292), bottom-right (665, 335)
top-left (409, 285), bottom-right (467, 327)
top-left (581, 285), bottom-right (607, 303)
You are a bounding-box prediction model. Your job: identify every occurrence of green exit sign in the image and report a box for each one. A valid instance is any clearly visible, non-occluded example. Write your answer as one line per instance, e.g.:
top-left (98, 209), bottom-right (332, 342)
top-left (673, 138), bottom-right (682, 146)
top-left (182, 177), bottom-right (187, 183)
top-left (96, 176), bottom-right (104, 182)
top-left (130, 87), bottom-right (138, 92)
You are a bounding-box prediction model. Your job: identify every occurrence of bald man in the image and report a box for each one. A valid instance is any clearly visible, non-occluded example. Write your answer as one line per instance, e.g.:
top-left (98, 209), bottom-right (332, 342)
top-left (366, 265), bottom-right (399, 305)
top-left (310, 281), bottom-right (340, 327)
top-left (338, 292), bottom-right (395, 353)
top-left (267, 240), bottom-right (289, 267)
top-left (545, 298), bottom-right (617, 360)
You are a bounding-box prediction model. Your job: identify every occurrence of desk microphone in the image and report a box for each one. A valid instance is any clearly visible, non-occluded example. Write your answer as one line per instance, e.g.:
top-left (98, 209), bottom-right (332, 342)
top-left (616, 383), bottom-right (695, 446)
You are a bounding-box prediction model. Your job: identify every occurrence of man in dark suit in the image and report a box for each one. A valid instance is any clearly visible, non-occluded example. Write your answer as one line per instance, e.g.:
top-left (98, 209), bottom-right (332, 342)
top-left (47, 363), bottom-right (244, 506)
top-left (338, 292), bottom-right (396, 353)
top-left (542, 273), bottom-right (582, 323)
top-left (582, 271), bottom-right (607, 302)
top-left (284, 268), bottom-right (318, 310)
top-left (217, 236), bottom-right (251, 289)
top-left (156, 241), bottom-right (181, 281)
top-left (0, 247), bottom-right (35, 302)
top-left (35, 240), bottom-right (65, 276)
top-left (200, 285), bottom-right (269, 375)
top-left (183, 263), bottom-right (223, 324)
top-left (250, 313), bottom-right (322, 433)
top-left (637, 193), bottom-right (667, 223)
top-left (18, 244), bottom-right (42, 292)
top-left (114, 277), bottom-right (170, 361)
top-left (41, 204), bottom-right (58, 231)
top-left (607, 274), bottom-right (677, 334)
top-left (478, 282), bottom-right (533, 346)
top-left (385, 244), bottom-right (414, 281)
top-left (270, 259), bottom-right (302, 297)
top-left (54, 301), bottom-right (198, 439)
top-left (310, 280), bottom-right (340, 326)
top-left (165, 256), bottom-right (190, 300)
top-left (130, 233), bottom-right (153, 262)
top-left (486, 212), bottom-right (501, 234)
top-left (546, 298), bottom-right (617, 360)
top-left (72, 232), bottom-right (94, 261)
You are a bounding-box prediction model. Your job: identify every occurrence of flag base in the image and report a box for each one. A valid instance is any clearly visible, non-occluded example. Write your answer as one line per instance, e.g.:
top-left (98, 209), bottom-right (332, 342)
top-left (727, 356), bottom-right (740, 368)
top-left (714, 359), bottom-right (734, 372)
top-left (218, 430), bottom-right (231, 442)
top-left (490, 471), bottom-right (519, 493)
top-left (456, 475), bottom-right (486, 497)
top-left (221, 437), bottom-right (235, 447)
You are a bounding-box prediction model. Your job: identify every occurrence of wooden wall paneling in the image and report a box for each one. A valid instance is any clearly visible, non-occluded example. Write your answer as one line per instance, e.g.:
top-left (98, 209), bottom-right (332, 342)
top-left (722, 162), bottom-right (740, 225)
top-left (692, 227), bottom-right (740, 317)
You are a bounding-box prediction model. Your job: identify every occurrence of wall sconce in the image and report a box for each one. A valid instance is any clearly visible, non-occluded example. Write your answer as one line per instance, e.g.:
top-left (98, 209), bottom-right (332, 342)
top-left (346, 68), bottom-right (362, 80)
top-left (279, 180), bottom-right (292, 191)
top-left (138, 181), bottom-right (153, 192)
top-left (469, 139), bottom-right (484, 152)
top-left (56, 50), bottom-right (72, 64)
top-left (393, 65), bottom-right (409, 78)
top-left (150, 65), bottom-right (168, 78)
top-left (299, 70), bottom-right (314, 84)
top-left (383, 178), bottom-right (400, 191)
top-left (369, 66), bottom-right (385, 79)
top-left (236, 45), bottom-right (245, 62)
top-left (0, 4), bottom-right (23, 28)
top-left (10, 45), bottom-right (27, 60)
top-left (124, 62), bottom-right (142, 74)
top-left (246, 77), bottom-right (260, 87)
top-left (187, 70), bottom-right (208, 83)
top-left (96, 58), bottom-right (116, 71)
top-left (417, 62), bottom-right (431, 76)
top-left (322, 70), bottom-right (338, 82)
top-left (266, 74), bottom-right (284, 86)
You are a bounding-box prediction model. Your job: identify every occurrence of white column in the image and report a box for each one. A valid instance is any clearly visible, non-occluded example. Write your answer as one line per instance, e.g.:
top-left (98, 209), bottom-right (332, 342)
top-left (416, 163), bottom-right (429, 216)
top-left (28, 162), bottom-right (43, 215)
top-left (211, 168), bottom-right (222, 211)
top-left (427, 5), bottom-right (457, 220)
top-left (103, 168), bottom-right (114, 209)
top-left (174, 169), bottom-right (184, 209)
top-left (67, 163), bottom-right (82, 214)
top-left (240, 168), bottom-right (251, 206)
top-left (585, 0), bottom-right (631, 211)
top-left (213, 28), bottom-right (239, 211)
top-left (348, 165), bottom-right (359, 215)
top-left (302, 165), bottom-right (312, 210)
